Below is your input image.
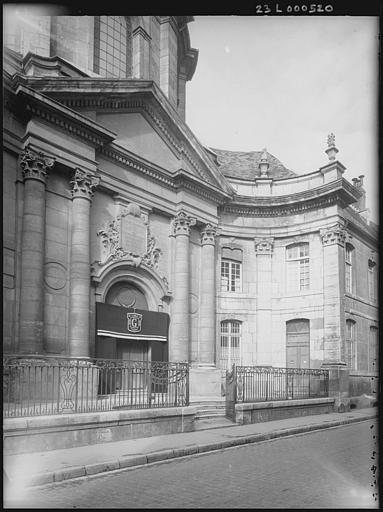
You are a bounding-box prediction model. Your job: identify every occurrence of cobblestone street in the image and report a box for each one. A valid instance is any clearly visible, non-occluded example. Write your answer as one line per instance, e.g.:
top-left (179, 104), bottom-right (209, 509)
top-left (4, 421), bottom-right (378, 509)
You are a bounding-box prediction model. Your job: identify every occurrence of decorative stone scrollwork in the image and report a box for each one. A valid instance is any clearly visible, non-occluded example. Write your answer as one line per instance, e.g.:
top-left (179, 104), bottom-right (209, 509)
top-left (200, 224), bottom-right (217, 246)
top-left (320, 222), bottom-right (347, 247)
top-left (94, 207), bottom-right (165, 279)
top-left (70, 168), bottom-right (100, 200)
top-left (19, 146), bottom-right (55, 183)
top-left (142, 227), bottom-right (163, 270)
top-left (254, 237), bottom-right (274, 254)
top-left (172, 210), bottom-right (196, 236)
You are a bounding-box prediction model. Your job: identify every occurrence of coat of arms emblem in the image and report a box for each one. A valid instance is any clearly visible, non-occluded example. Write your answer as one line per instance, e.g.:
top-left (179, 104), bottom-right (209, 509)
top-left (127, 312), bottom-right (143, 333)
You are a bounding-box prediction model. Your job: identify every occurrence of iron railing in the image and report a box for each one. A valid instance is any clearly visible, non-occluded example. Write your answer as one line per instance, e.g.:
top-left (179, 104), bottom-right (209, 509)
top-left (227, 365), bottom-right (329, 404)
top-left (3, 355), bottom-right (189, 418)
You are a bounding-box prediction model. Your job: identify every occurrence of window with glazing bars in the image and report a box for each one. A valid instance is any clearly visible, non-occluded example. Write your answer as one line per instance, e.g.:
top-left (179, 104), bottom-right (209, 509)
top-left (220, 320), bottom-right (241, 370)
top-left (94, 16), bottom-right (130, 78)
top-left (368, 260), bottom-right (377, 302)
top-left (345, 319), bottom-right (357, 370)
top-left (221, 259), bottom-right (242, 292)
top-left (286, 243), bottom-right (310, 291)
top-left (345, 244), bottom-right (354, 294)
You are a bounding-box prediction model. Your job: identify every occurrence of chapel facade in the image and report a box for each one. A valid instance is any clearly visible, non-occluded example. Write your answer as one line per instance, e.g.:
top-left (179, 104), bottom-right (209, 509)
top-left (3, 12), bottom-right (378, 398)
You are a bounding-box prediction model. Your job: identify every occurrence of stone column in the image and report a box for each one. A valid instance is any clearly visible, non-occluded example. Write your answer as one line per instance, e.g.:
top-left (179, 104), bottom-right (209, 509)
top-left (68, 169), bottom-right (100, 358)
top-left (254, 238), bottom-right (274, 365)
top-left (320, 222), bottom-right (350, 412)
top-left (18, 146), bottom-right (55, 354)
top-left (170, 210), bottom-right (196, 361)
top-left (198, 224), bottom-right (217, 365)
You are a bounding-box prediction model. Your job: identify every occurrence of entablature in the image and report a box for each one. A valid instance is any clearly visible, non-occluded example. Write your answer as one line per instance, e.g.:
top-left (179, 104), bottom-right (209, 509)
top-left (220, 178), bottom-right (361, 217)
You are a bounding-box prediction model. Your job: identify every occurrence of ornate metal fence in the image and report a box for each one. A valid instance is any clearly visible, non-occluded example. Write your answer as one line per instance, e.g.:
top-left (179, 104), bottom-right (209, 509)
top-left (226, 365), bottom-right (329, 406)
top-left (3, 355), bottom-right (189, 418)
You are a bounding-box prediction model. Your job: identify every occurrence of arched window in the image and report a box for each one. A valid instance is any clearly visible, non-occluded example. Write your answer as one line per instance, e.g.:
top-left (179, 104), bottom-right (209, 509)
top-left (106, 282), bottom-right (148, 310)
top-left (220, 320), bottom-right (241, 370)
top-left (369, 326), bottom-right (378, 372)
top-left (345, 244), bottom-right (354, 294)
top-left (345, 319), bottom-right (357, 370)
top-left (93, 16), bottom-right (132, 78)
top-left (286, 243), bottom-right (310, 292)
top-left (368, 260), bottom-right (377, 302)
top-left (286, 319), bottom-right (310, 368)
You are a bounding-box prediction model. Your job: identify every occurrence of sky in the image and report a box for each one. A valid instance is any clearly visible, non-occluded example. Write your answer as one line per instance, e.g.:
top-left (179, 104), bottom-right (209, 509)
top-left (186, 16), bottom-right (379, 223)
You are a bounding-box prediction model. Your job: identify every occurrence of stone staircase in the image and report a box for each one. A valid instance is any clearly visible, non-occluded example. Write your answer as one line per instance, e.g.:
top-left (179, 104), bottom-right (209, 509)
top-left (190, 398), bottom-right (236, 431)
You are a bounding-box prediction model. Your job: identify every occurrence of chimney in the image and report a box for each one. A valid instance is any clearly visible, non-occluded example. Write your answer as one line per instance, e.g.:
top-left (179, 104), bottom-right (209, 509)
top-left (351, 174), bottom-right (366, 212)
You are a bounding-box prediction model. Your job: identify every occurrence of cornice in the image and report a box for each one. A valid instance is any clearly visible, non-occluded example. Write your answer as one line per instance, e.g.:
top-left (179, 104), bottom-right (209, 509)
top-left (343, 208), bottom-right (378, 246)
top-left (9, 82), bottom-right (116, 148)
top-left (220, 191), bottom-right (347, 217)
top-left (174, 170), bottom-right (232, 204)
top-left (221, 178), bottom-right (360, 217)
top-left (99, 144), bottom-right (175, 190)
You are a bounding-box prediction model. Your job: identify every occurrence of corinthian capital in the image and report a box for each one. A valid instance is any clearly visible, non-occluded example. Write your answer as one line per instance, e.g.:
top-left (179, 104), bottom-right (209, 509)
top-left (254, 237), bottom-right (274, 254)
top-left (320, 223), bottom-right (347, 247)
top-left (70, 168), bottom-right (100, 200)
top-left (200, 224), bottom-right (218, 246)
top-left (19, 146), bottom-right (55, 184)
top-left (172, 210), bottom-right (196, 236)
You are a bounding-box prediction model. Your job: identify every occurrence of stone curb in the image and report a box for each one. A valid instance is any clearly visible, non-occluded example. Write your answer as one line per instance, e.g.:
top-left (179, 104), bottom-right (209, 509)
top-left (23, 413), bottom-right (375, 487)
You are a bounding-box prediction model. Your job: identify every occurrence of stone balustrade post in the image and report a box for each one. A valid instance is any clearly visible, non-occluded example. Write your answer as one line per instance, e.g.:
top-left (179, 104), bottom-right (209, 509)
top-left (68, 169), bottom-right (100, 358)
top-left (18, 146), bottom-right (55, 354)
top-left (169, 210), bottom-right (196, 362)
top-left (198, 224), bottom-right (217, 365)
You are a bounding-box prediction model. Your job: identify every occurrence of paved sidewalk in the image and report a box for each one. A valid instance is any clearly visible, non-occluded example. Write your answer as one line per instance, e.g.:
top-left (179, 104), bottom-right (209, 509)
top-left (4, 408), bottom-right (377, 490)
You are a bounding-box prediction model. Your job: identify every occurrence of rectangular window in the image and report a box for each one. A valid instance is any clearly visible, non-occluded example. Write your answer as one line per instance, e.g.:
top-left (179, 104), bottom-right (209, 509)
top-left (286, 243), bottom-right (310, 292)
top-left (221, 259), bottom-right (242, 292)
top-left (345, 245), bottom-right (353, 294)
top-left (368, 261), bottom-right (377, 302)
top-left (220, 321), bottom-right (241, 370)
top-left (346, 320), bottom-right (357, 370)
top-left (369, 327), bottom-right (378, 372)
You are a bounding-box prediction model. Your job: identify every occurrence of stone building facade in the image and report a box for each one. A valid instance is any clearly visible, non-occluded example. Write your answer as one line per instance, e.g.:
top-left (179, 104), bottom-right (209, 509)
top-left (3, 12), bottom-right (378, 399)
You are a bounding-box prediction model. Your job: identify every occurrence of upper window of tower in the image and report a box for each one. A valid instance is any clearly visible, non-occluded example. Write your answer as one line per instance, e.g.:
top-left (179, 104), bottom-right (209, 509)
top-left (94, 16), bottom-right (131, 78)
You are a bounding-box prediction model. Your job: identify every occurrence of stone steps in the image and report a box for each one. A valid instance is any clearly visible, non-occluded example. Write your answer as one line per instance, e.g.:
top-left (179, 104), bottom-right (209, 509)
top-left (191, 398), bottom-right (231, 426)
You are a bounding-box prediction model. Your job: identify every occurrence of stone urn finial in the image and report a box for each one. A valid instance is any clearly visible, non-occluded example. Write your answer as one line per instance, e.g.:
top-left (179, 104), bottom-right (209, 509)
top-left (259, 147), bottom-right (269, 177)
top-left (325, 133), bottom-right (339, 161)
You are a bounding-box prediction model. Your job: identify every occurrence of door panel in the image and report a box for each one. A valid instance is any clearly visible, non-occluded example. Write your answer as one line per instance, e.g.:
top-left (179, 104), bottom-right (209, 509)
top-left (117, 340), bottom-right (148, 390)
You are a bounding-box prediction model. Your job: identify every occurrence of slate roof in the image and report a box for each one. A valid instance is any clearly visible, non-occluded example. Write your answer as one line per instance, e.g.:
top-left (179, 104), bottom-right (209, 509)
top-left (209, 148), bottom-right (297, 180)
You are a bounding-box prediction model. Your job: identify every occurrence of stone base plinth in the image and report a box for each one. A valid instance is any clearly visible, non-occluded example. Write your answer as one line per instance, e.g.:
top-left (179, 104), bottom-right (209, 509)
top-left (321, 363), bottom-right (350, 412)
top-left (4, 406), bottom-right (197, 455)
top-left (235, 397), bottom-right (335, 425)
top-left (189, 367), bottom-right (222, 401)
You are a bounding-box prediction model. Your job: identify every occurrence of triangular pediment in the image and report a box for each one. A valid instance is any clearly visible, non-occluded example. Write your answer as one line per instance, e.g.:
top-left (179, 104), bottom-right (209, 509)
top-left (9, 75), bottom-right (233, 198)
top-left (97, 111), bottom-right (182, 173)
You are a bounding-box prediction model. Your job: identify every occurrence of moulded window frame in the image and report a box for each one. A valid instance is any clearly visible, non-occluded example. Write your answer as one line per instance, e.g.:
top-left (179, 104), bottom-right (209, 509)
top-left (220, 258), bottom-right (242, 293)
top-left (220, 320), bottom-right (242, 370)
top-left (285, 242), bottom-right (310, 293)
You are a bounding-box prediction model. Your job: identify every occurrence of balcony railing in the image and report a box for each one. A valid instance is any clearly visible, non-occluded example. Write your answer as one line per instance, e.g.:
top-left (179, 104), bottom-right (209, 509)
top-left (3, 355), bottom-right (189, 418)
